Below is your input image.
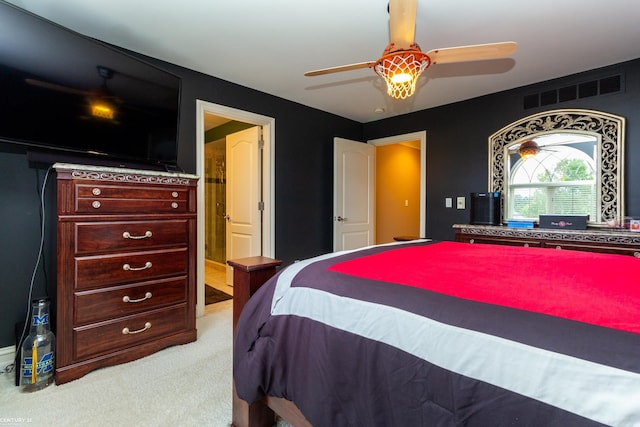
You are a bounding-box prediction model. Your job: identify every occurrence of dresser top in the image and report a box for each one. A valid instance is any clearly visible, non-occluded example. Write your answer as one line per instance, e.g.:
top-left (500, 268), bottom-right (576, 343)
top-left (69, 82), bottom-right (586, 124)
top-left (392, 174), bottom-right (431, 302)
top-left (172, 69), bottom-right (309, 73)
top-left (453, 223), bottom-right (640, 245)
top-left (53, 162), bottom-right (198, 181)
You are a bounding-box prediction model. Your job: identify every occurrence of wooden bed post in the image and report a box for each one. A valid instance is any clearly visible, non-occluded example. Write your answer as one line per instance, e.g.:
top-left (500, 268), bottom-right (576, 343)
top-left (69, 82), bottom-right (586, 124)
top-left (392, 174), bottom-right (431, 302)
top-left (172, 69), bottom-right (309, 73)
top-left (228, 256), bottom-right (283, 427)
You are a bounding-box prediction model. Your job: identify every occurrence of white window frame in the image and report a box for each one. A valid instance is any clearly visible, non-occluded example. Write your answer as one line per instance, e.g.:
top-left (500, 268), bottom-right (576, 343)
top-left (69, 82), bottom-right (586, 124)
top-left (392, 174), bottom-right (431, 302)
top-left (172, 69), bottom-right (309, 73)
top-left (507, 144), bottom-right (597, 221)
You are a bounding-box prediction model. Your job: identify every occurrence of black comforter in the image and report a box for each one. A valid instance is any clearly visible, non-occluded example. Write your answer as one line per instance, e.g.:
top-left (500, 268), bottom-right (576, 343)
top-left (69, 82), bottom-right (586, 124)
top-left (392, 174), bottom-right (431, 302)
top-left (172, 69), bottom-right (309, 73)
top-left (234, 241), bottom-right (640, 426)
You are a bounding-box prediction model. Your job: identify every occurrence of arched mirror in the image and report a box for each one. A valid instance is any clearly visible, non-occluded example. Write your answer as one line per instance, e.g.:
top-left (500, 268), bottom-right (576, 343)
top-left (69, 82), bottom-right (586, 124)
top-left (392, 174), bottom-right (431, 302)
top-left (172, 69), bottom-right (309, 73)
top-left (489, 109), bottom-right (625, 226)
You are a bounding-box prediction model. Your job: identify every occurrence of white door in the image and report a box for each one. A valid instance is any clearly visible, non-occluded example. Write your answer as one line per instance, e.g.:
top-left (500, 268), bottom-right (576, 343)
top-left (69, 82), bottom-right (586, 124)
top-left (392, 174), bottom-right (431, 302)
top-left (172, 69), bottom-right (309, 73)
top-left (225, 126), bottom-right (262, 284)
top-left (333, 137), bottom-right (375, 251)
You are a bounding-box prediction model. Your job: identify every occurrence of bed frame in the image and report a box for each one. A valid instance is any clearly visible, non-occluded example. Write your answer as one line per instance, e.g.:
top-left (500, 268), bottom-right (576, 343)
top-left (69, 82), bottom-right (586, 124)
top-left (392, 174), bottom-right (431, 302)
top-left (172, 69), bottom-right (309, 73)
top-left (228, 256), bottom-right (312, 427)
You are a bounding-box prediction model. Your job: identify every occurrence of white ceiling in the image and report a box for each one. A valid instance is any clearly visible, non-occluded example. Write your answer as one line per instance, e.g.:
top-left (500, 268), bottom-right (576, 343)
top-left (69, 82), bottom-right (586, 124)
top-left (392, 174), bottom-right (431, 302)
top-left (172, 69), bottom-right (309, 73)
top-left (7, 0), bottom-right (640, 123)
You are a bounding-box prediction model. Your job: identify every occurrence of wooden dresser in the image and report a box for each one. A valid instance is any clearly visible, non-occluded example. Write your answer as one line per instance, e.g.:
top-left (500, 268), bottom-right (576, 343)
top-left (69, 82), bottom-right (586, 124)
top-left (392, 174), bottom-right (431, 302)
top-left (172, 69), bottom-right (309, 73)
top-left (453, 224), bottom-right (640, 257)
top-left (54, 163), bottom-right (198, 384)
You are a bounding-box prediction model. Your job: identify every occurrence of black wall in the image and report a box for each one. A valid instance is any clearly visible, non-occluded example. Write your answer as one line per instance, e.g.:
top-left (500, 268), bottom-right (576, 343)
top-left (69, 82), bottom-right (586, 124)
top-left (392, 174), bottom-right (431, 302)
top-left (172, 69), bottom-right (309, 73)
top-left (1, 15), bottom-right (639, 347)
top-left (0, 144), bottom-right (58, 349)
top-left (364, 59), bottom-right (640, 242)
top-left (159, 63), bottom-right (364, 263)
top-left (0, 56), bottom-right (363, 348)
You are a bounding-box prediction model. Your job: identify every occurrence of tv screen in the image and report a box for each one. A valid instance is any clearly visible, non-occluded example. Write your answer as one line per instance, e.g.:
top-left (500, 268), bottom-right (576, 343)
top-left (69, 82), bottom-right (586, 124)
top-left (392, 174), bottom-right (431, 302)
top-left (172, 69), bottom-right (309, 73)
top-left (0, 1), bottom-right (181, 170)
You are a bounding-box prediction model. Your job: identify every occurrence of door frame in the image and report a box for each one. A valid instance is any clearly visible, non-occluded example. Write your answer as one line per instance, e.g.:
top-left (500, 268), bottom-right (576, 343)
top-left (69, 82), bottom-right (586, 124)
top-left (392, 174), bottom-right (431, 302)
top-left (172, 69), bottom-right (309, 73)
top-left (195, 100), bottom-right (275, 317)
top-left (368, 131), bottom-right (426, 239)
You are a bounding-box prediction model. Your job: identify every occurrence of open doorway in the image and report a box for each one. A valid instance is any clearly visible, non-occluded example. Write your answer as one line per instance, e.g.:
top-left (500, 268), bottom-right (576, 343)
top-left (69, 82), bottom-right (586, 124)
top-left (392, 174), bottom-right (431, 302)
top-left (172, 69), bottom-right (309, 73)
top-left (370, 131), bottom-right (426, 243)
top-left (333, 131), bottom-right (426, 251)
top-left (195, 100), bottom-right (275, 317)
top-left (202, 119), bottom-right (254, 304)
top-left (374, 140), bottom-right (422, 243)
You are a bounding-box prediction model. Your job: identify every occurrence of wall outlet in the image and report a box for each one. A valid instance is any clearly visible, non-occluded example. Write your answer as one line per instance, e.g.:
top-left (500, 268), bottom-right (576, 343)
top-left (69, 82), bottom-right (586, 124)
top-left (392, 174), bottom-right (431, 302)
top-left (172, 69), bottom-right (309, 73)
top-left (456, 196), bottom-right (465, 209)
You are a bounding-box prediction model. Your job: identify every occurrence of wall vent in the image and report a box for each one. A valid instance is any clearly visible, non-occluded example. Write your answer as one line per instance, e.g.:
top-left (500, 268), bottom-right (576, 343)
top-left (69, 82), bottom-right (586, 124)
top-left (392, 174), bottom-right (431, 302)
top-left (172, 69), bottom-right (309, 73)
top-left (523, 74), bottom-right (623, 109)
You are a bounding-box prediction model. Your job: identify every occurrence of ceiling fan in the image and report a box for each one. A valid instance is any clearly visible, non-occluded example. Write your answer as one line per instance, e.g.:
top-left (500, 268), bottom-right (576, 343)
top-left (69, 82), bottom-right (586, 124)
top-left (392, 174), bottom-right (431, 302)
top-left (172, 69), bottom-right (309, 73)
top-left (509, 140), bottom-right (543, 159)
top-left (25, 66), bottom-right (122, 121)
top-left (509, 138), bottom-right (598, 164)
top-left (304, 0), bottom-right (518, 100)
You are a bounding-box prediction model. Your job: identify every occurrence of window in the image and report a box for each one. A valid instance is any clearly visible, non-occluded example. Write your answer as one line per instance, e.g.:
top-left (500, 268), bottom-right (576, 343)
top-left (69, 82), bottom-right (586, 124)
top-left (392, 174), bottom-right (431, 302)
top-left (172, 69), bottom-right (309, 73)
top-left (489, 109), bottom-right (625, 226)
top-left (507, 135), bottom-right (597, 220)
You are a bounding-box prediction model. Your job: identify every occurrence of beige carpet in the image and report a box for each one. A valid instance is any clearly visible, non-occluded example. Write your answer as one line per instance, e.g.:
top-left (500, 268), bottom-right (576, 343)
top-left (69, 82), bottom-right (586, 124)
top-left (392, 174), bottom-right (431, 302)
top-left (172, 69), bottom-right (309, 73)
top-left (0, 300), bottom-right (233, 427)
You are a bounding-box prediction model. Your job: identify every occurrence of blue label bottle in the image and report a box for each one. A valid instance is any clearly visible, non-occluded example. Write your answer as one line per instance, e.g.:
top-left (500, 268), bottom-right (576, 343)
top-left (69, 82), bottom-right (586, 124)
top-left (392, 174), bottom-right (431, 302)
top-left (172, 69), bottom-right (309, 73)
top-left (20, 298), bottom-right (56, 391)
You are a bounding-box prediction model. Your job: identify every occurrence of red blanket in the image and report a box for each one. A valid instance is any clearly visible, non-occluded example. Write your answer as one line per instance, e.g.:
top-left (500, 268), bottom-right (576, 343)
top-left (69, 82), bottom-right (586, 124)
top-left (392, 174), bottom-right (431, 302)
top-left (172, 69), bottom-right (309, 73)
top-left (329, 241), bottom-right (640, 333)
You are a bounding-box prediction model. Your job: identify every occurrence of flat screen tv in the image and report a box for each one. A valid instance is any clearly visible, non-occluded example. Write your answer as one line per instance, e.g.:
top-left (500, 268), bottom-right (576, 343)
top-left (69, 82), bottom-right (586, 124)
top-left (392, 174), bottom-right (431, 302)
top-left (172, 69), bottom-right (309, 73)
top-left (0, 1), bottom-right (182, 171)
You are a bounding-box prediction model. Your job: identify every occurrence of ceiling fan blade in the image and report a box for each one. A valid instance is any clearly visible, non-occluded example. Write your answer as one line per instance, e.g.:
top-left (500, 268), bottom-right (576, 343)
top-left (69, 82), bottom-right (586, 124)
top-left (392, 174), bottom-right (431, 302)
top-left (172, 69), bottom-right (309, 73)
top-left (25, 78), bottom-right (88, 96)
top-left (389, 0), bottom-right (418, 49)
top-left (426, 41), bottom-right (518, 65)
top-left (304, 61), bottom-right (377, 77)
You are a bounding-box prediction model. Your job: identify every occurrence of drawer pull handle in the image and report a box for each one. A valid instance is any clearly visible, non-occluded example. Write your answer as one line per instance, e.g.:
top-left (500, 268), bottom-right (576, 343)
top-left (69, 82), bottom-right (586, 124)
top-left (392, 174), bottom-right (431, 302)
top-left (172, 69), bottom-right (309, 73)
top-left (123, 231), bottom-right (153, 240)
top-left (122, 322), bottom-right (152, 335)
top-left (469, 239), bottom-right (475, 244)
top-left (122, 292), bottom-right (152, 303)
top-left (634, 252), bottom-right (640, 258)
top-left (92, 188), bottom-right (101, 196)
top-left (555, 245), bottom-right (562, 250)
top-left (123, 261), bottom-right (152, 271)
top-left (171, 202), bottom-right (179, 209)
top-left (172, 191), bottom-right (179, 198)
top-left (92, 201), bottom-right (101, 209)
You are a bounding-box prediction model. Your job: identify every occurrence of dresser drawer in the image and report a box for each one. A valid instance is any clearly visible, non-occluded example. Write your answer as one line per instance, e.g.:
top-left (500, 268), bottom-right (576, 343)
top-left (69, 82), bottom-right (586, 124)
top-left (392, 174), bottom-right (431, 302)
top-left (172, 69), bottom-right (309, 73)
top-left (543, 240), bottom-right (640, 257)
top-left (75, 198), bottom-right (188, 214)
top-left (76, 183), bottom-right (188, 201)
top-left (462, 235), bottom-right (543, 248)
top-left (74, 183), bottom-right (190, 214)
top-left (73, 304), bottom-right (189, 360)
top-left (75, 248), bottom-right (188, 290)
top-left (75, 220), bottom-right (189, 254)
top-left (74, 277), bottom-right (188, 325)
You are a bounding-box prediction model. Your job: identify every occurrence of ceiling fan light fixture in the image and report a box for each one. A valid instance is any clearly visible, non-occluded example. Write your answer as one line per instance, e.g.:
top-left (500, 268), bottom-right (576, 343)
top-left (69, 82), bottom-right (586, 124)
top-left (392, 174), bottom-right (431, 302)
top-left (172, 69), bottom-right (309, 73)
top-left (518, 140), bottom-right (540, 159)
top-left (88, 68), bottom-right (118, 121)
top-left (390, 72), bottom-right (412, 84)
top-left (89, 97), bottom-right (116, 120)
top-left (374, 44), bottom-right (430, 99)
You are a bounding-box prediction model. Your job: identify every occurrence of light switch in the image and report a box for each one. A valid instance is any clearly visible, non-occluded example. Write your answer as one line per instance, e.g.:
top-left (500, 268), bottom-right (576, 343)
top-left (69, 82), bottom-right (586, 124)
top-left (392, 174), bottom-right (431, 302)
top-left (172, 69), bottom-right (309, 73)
top-left (445, 197), bottom-right (452, 208)
top-left (456, 196), bottom-right (465, 209)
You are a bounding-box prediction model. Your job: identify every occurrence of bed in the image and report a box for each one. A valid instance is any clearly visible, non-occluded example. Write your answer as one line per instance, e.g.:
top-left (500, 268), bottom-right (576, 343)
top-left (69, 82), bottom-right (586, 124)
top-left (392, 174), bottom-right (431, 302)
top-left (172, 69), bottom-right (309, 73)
top-left (231, 240), bottom-right (640, 426)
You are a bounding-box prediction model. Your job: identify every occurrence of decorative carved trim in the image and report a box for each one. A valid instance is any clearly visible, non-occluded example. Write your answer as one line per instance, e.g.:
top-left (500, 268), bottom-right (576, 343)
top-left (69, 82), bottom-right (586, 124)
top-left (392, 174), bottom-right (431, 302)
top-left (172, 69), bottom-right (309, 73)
top-left (488, 109), bottom-right (625, 225)
top-left (69, 170), bottom-right (193, 186)
top-left (454, 225), bottom-right (640, 246)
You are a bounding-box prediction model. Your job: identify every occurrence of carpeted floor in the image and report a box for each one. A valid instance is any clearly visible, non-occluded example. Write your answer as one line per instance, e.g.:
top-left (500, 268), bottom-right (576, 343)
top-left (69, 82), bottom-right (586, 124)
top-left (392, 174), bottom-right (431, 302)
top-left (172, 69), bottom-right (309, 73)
top-left (0, 300), bottom-right (233, 426)
top-left (205, 285), bottom-right (232, 305)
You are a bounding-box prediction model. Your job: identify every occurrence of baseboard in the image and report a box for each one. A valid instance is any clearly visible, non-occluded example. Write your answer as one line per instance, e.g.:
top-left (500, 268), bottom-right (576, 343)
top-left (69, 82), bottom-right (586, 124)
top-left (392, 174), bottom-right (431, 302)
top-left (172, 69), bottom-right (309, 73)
top-left (205, 259), bottom-right (226, 272)
top-left (0, 345), bottom-right (16, 370)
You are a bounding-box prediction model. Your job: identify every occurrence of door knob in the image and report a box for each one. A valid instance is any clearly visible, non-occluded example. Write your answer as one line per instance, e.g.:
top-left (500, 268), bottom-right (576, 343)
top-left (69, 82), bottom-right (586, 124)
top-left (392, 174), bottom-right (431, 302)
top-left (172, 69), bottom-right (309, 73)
top-left (336, 216), bottom-right (347, 222)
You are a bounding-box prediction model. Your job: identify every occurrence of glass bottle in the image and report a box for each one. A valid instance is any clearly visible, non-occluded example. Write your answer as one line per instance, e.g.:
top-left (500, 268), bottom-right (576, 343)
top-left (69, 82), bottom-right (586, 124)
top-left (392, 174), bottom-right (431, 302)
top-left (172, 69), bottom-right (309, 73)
top-left (20, 298), bottom-right (56, 392)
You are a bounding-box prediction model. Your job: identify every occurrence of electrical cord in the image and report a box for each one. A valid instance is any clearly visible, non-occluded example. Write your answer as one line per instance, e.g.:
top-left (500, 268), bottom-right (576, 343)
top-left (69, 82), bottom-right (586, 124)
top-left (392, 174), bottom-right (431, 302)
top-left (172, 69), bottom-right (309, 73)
top-left (15, 165), bottom-right (53, 364)
top-left (35, 167), bottom-right (50, 299)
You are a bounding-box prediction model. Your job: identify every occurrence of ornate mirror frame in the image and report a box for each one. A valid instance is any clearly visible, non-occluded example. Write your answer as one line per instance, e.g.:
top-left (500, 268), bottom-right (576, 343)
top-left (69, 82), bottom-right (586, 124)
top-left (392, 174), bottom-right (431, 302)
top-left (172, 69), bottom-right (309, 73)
top-left (488, 109), bottom-right (625, 226)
